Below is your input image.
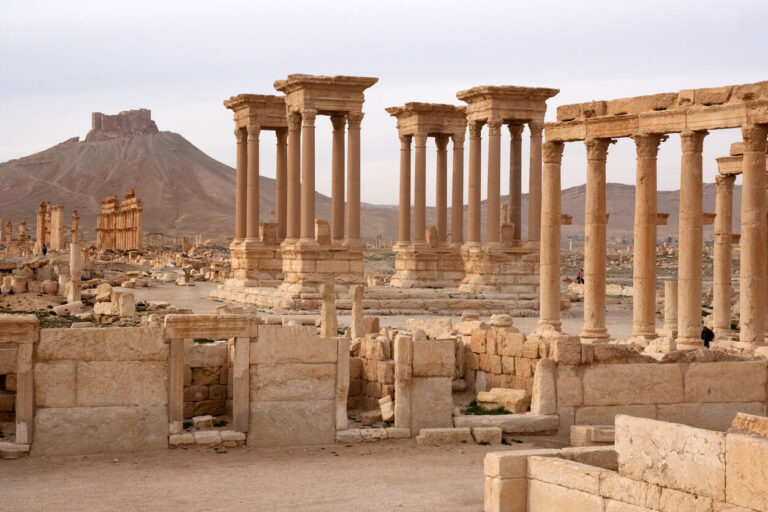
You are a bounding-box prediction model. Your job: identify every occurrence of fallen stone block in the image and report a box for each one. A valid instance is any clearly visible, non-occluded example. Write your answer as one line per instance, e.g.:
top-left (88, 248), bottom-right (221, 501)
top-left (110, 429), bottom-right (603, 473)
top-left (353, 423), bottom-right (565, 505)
top-left (416, 427), bottom-right (473, 446)
top-left (453, 413), bottom-right (560, 434)
top-left (730, 412), bottom-right (768, 438)
top-left (570, 425), bottom-right (615, 447)
top-left (360, 428), bottom-right (388, 442)
top-left (379, 395), bottom-right (394, 422)
top-left (471, 426), bottom-right (502, 444)
top-left (386, 427), bottom-right (410, 439)
top-left (220, 430), bottom-right (246, 447)
top-left (478, 388), bottom-right (530, 413)
top-left (169, 433), bottom-right (195, 446)
top-left (336, 429), bottom-right (363, 443)
top-left (193, 415), bottom-right (214, 429)
top-left (193, 430), bottom-right (222, 445)
top-left (359, 409), bottom-right (382, 425)
top-left (0, 442), bottom-right (30, 459)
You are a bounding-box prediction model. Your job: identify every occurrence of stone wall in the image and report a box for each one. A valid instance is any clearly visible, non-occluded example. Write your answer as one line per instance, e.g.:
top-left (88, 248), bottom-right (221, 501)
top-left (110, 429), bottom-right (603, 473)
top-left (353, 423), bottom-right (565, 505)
top-left (183, 341), bottom-right (228, 419)
top-left (0, 344), bottom-right (16, 423)
top-left (348, 334), bottom-right (394, 411)
top-left (31, 327), bottom-right (169, 456)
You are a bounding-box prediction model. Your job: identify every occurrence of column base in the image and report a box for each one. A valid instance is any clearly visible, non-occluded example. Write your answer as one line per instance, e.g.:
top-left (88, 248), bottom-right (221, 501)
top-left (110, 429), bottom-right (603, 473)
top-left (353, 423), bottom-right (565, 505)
top-left (579, 328), bottom-right (610, 344)
top-left (533, 321), bottom-right (561, 337)
top-left (390, 243), bottom-right (464, 288)
top-left (629, 331), bottom-right (658, 344)
top-left (229, 240), bottom-right (283, 286)
top-left (459, 242), bottom-right (540, 294)
top-left (676, 337), bottom-right (705, 351)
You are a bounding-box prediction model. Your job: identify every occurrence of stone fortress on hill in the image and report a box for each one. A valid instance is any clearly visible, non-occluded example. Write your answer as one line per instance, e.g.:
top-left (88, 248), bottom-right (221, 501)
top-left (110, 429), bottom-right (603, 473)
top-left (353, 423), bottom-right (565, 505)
top-left (3, 75), bottom-right (768, 512)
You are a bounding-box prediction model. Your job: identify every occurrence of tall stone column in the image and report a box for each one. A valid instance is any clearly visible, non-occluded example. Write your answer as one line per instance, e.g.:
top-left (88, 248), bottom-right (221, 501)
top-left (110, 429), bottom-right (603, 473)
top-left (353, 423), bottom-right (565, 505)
top-left (435, 135), bottom-right (449, 242)
top-left (581, 138), bottom-right (614, 343)
top-left (528, 122), bottom-right (544, 242)
top-left (275, 128), bottom-right (288, 241)
top-left (631, 134), bottom-right (665, 341)
top-left (300, 109), bottom-right (317, 243)
top-left (286, 113), bottom-right (301, 242)
top-left (487, 119), bottom-right (502, 245)
top-left (467, 122), bottom-right (482, 245)
top-left (713, 173), bottom-right (735, 336)
top-left (330, 114), bottom-right (346, 242)
top-left (663, 280), bottom-right (678, 335)
top-left (398, 135), bottom-right (412, 245)
top-left (739, 124), bottom-right (767, 344)
top-left (509, 124), bottom-right (523, 240)
top-left (535, 141), bottom-right (565, 334)
top-left (245, 124), bottom-right (260, 242)
top-left (234, 130), bottom-right (247, 241)
top-left (346, 112), bottom-right (363, 245)
top-left (451, 132), bottom-right (465, 246)
top-left (413, 133), bottom-right (428, 244)
top-left (677, 130), bottom-right (708, 349)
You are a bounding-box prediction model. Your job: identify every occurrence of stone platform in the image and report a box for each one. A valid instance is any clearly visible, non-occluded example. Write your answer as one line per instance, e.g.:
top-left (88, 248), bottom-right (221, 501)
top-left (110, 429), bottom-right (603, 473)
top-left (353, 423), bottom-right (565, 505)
top-left (389, 243), bottom-right (464, 288)
top-left (459, 242), bottom-right (540, 294)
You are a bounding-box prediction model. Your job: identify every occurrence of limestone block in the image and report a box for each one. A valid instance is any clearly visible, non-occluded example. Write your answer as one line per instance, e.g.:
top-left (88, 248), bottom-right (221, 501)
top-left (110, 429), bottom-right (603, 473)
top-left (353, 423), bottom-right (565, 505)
top-left (412, 339), bottom-right (455, 377)
top-left (33, 361), bottom-right (76, 407)
top-left (251, 326), bottom-right (336, 364)
top-left (522, 340), bottom-right (540, 359)
top-left (360, 428), bottom-right (388, 442)
top-left (349, 357), bottom-right (362, 379)
top-left (470, 329), bottom-right (487, 353)
top-left (730, 412), bottom-right (768, 437)
top-left (527, 480), bottom-right (605, 512)
top-left (114, 291), bottom-right (135, 317)
top-left (527, 456), bottom-right (605, 494)
top-left (37, 327), bottom-right (167, 362)
top-left (52, 301), bottom-right (85, 316)
top-left (599, 471), bottom-right (649, 508)
top-left (454, 413), bottom-right (559, 434)
top-left (184, 342), bottom-right (227, 368)
top-left (411, 377), bottom-right (453, 433)
top-left (405, 318), bottom-right (453, 340)
top-left (551, 336), bottom-right (581, 365)
top-left (531, 359), bottom-right (557, 415)
top-left (76, 361), bottom-right (167, 406)
top-left (379, 395), bottom-right (394, 422)
top-left (209, 385), bottom-right (227, 400)
top-left (31, 405), bottom-right (168, 457)
top-left (472, 426), bottom-right (502, 444)
top-left (184, 384), bottom-right (208, 402)
top-left (193, 400), bottom-right (225, 417)
top-left (95, 282), bottom-right (112, 302)
top-left (615, 415), bottom-right (725, 500)
top-left (484, 476), bottom-right (527, 512)
top-left (560, 446), bottom-right (619, 472)
top-left (556, 365), bottom-right (583, 407)
top-left (375, 359), bottom-right (395, 384)
top-left (165, 314), bottom-right (258, 339)
top-left (658, 487), bottom-right (713, 512)
top-left (248, 400), bottom-right (335, 447)
top-left (191, 367), bottom-right (220, 386)
top-left (10, 276), bottom-right (26, 293)
top-left (484, 448), bottom-right (562, 478)
top-left (0, 391), bottom-right (14, 412)
top-left (336, 429), bottom-right (362, 443)
top-left (41, 280), bottom-right (58, 295)
top-left (575, 404), bottom-right (657, 425)
top-left (603, 500), bottom-right (651, 512)
top-left (481, 388), bottom-right (530, 413)
top-left (169, 433), bottom-right (195, 445)
top-left (0, 346), bottom-right (17, 374)
top-left (725, 432), bottom-right (768, 510)
top-left (93, 301), bottom-right (119, 316)
top-left (415, 427), bottom-right (473, 445)
top-left (28, 279), bottom-right (43, 293)
top-left (363, 317), bottom-right (379, 334)
top-left (582, 363), bottom-right (683, 406)
top-left (5, 373), bottom-right (16, 391)
top-left (656, 402), bottom-right (765, 431)
top-left (193, 415), bottom-right (214, 428)
top-left (194, 430), bottom-right (222, 445)
top-left (360, 409), bottom-right (382, 424)
top-left (684, 361), bottom-right (767, 403)
top-left (250, 363), bottom-right (335, 401)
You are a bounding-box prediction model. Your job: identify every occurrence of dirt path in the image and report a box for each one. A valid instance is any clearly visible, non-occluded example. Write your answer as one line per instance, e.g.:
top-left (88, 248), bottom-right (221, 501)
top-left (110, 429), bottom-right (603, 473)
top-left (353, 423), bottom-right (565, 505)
top-left (0, 440), bottom-right (550, 511)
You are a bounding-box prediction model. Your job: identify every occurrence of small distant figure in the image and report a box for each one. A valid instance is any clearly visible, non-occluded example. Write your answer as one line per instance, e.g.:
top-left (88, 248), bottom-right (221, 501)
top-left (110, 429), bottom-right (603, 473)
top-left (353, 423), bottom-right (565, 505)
top-left (42, 243), bottom-right (47, 256)
top-left (576, 268), bottom-right (584, 284)
top-left (701, 326), bottom-right (714, 348)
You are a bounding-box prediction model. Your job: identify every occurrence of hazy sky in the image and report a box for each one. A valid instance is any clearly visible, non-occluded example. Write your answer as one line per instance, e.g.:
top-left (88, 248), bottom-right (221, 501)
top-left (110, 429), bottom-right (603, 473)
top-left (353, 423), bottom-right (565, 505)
top-left (2, 0), bottom-right (766, 205)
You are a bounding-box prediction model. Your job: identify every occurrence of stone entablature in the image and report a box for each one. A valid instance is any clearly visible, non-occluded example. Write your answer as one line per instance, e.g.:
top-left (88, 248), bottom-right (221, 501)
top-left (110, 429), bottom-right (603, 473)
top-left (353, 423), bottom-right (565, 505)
top-left (96, 189), bottom-right (143, 251)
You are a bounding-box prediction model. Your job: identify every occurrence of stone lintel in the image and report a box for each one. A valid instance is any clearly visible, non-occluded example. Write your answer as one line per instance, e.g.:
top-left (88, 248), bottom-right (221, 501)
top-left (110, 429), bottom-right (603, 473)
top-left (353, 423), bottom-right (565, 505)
top-left (0, 314), bottom-right (39, 344)
top-left (386, 103), bottom-right (467, 138)
top-left (163, 314), bottom-right (258, 340)
top-left (457, 85), bottom-right (558, 126)
top-left (274, 74), bottom-right (378, 116)
top-left (224, 94), bottom-right (287, 131)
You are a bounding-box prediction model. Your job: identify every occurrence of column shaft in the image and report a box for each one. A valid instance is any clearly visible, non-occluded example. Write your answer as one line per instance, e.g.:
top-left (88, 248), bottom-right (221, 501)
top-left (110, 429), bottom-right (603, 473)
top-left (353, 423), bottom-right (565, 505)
top-left (581, 138), bottom-right (613, 342)
top-left (245, 124), bottom-right (260, 241)
top-left (300, 109), bottom-right (317, 242)
top-left (536, 141), bottom-right (565, 333)
top-left (275, 129), bottom-right (288, 241)
top-left (739, 124), bottom-right (767, 343)
top-left (451, 133), bottom-right (465, 245)
top-left (677, 131), bottom-right (708, 349)
top-left (467, 123), bottom-right (482, 244)
top-left (234, 129), bottom-right (247, 241)
top-left (631, 134), bottom-right (664, 340)
top-left (331, 115), bottom-right (346, 242)
top-left (435, 135), bottom-right (449, 242)
top-left (398, 135), bottom-right (412, 244)
top-left (413, 133), bottom-right (427, 243)
top-left (487, 120), bottom-right (502, 244)
top-left (286, 113), bottom-right (301, 241)
top-left (713, 174), bottom-right (735, 336)
top-left (346, 112), bottom-right (363, 243)
top-left (509, 124), bottom-right (523, 240)
top-left (528, 122), bottom-right (544, 241)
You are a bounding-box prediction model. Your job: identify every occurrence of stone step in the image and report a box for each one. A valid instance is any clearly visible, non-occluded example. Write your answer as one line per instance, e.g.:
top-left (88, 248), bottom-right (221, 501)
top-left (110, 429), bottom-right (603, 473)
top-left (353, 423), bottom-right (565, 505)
top-left (0, 441), bottom-right (30, 459)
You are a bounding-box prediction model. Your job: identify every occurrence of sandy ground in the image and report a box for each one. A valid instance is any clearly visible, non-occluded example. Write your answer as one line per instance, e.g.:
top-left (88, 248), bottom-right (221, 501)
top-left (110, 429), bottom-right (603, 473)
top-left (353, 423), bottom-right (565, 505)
top-left (0, 440), bottom-right (557, 512)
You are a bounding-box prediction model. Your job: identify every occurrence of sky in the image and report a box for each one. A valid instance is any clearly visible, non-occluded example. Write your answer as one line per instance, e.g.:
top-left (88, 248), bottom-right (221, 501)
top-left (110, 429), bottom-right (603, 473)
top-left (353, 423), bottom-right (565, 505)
top-left (1, 0), bottom-right (766, 206)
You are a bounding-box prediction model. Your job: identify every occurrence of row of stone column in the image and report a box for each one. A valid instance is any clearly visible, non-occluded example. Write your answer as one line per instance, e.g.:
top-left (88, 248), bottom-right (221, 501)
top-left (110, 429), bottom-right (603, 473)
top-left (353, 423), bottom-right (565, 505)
top-left (538, 124), bottom-right (767, 347)
top-left (234, 111), bottom-right (363, 246)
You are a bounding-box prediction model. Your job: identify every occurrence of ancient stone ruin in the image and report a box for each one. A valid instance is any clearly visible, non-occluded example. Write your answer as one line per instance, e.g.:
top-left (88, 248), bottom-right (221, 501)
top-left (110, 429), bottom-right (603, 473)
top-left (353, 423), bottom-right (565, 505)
top-left (96, 189), bottom-right (143, 251)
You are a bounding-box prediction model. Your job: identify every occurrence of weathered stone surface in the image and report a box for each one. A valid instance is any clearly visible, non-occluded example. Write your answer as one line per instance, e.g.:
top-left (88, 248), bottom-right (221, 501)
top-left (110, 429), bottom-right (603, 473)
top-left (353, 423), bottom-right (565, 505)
top-left (454, 413), bottom-right (559, 433)
top-left (551, 336), bottom-right (582, 365)
top-left (484, 448), bottom-right (561, 478)
top-left (386, 427), bottom-right (411, 439)
top-left (527, 456), bottom-right (605, 494)
top-left (164, 314), bottom-right (258, 339)
top-left (0, 346), bottom-right (17, 374)
top-left (169, 433), bottom-right (195, 445)
top-left (471, 426), bottom-right (502, 444)
top-left (360, 428), bottom-right (388, 442)
top-left (527, 480), bottom-right (604, 512)
top-left (36, 327), bottom-right (167, 361)
top-left (484, 476), bottom-right (527, 512)
top-left (730, 412), bottom-right (768, 437)
top-left (725, 432), bottom-right (768, 510)
top-left (531, 359), bottom-right (557, 415)
top-left (248, 400), bottom-right (335, 447)
top-left (658, 487), bottom-right (713, 512)
top-left (575, 405), bottom-right (656, 425)
top-left (556, 365), bottom-right (583, 407)
top-left (684, 361), bottom-right (767, 403)
top-left (193, 430), bottom-right (222, 445)
top-left (498, 332), bottom-right (525, 357)
top-left (336, 429), bottom-right (362, 443)
top-left (415, 427), bottom-right (472, 445)
top-left (31, 405), bottom-right (168, 456)
top-left (411, 377), bottom-right (453, 433)
top-left (405, 318), bottom-right (452, 340)
top-left (76, 361), bottom-right (167, 406)
top-left (656, 402), bottom-right (765, 431)
top-left (615, 415), bottom-right (725, 500)
top-left (184, 342), bottom-right (227, 367)
top-left (251, 326), bottom-right (337, 363)
top-left (599, 471), bottom-right (649, 507)
top-left (250, 363), bottom-right (335, 401)
top-left (95, 283), bottom-right (113, 302)
top-left (33, 361), bottom-right (76, 407)
top-left (191, 367), bottom-right (221, 386)
top-left (479, 388), bottom-right (530, 413)
top-left (412, 339), bottom-right (455, 377)
top-left (582, 364), bottom-right (683, 406)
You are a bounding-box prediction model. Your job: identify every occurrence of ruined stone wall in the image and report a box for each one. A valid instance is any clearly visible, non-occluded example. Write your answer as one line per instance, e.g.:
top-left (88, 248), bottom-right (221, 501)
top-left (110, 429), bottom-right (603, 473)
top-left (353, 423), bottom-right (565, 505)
top-left (87, 109), bottom-right (158, 140)
top-left (348, 334), bottom-right (394, 411)
top-left (0, 345), bottom-right (16, 423)
top-left (183, 341), bottom-right (228, 419)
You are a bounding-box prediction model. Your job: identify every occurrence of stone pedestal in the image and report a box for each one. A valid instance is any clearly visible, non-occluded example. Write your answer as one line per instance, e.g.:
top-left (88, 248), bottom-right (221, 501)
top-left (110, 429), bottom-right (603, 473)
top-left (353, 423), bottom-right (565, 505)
top-left (390, 243), bottom-right (464, 288)
top-left (459, 243), bottom-right (539, 295)
top-left (229, 240), bottom-right (283, 287)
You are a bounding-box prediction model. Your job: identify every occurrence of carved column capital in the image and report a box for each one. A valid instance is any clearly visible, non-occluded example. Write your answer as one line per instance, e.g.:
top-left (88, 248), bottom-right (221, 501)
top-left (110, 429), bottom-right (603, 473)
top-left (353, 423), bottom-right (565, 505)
top-left (468, 122), bottom-right (482, 138)
top-left (247, 123), bottom-right (260, 141)
top-left (399, 134), bottom-right (412, 149)
top-left (528, 121), bottom-right (544, 136)
top-left (347, 111), bottom-right (364, 128)
top-left (330, 114), bottom-right (346, 131)
top-left (632, 133), bottom-right (667, 158)
top-left (287, 112), bottom-right (302, 131)
top-left (235, 128), bottom-right (247, 144)
top-left (413, 132), bottom-right (428, 147)
top-left (542, 141), bottom-right (565, 164)
top-left (451, 131), bottom-right (465, 148)
top-left (585, 138), bottom-right (616, 161)
top-left (715, 173), bottom-right (736, 188)
top-left (275, 127), bottom-right (288, 143)
top-left (301, 109), bottom-right (318, 126)
top-left (435, 134), bottom-right (450, 150)
top-left (742, 124), bottom-right (768, 153)
top-left (681, 130), bottom-right (708, 153)
top-left (508, 123), bottom-right (524, 139)
top-left (487, 118), bottom-right (503, 136)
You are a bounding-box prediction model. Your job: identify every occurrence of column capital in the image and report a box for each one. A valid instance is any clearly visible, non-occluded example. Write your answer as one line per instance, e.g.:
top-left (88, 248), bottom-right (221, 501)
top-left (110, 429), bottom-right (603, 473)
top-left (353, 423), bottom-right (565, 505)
top-left (680, 130), bottom-right (708, 153)
top-left (742, 123), bottom-right (768, 153)
top-left (468, 122), bottom-right (482, 138)
top-left (235, 128), bottom-right (247, 144)
top-left (435, 134), bottom-right (450, 150)
top-left (275, 127), bottom-right (288, 143)
top-left (301, 109), bottom-right (318, 126)
top-left (715, 173), bottom-right (736, 187)
top-left (399, 134), bottom-right (413, 148)
top-left (451, 132), bottom-right (465, 147)
top-left (632, 133), bottom-right (667, 158)
top-left (287, 112), bottom-right (302, 130)
top-left (413, 132), bottom-right (428, 146)
top-left (528, 121), bottom-right (544, 136)
top-left (487, 118), bottom-right (503, 135)
top-left (330, 113), bottom-right (346, 131)
top-left (347, 111), bottom-right (364, 128)
top-left (542, 141), bottom-right (565, 164)
top-left (585, 138), bottom-right (616, 161)
top-left (247, 123), bottom-right (260, 141)
top-left (508, 123), bottom-right (524, 139)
